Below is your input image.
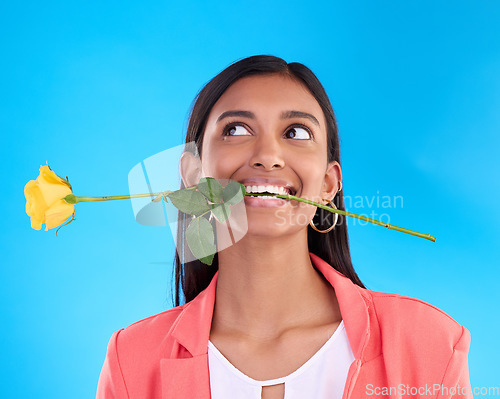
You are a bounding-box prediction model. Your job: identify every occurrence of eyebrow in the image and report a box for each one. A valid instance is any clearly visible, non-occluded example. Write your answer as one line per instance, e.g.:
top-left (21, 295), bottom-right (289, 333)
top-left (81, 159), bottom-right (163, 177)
top-left (216, 110), bottom-right (320, 127)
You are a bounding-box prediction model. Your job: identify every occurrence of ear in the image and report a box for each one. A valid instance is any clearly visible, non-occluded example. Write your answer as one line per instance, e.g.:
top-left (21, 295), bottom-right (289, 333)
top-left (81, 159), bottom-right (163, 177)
top-left (180, 151), bottom-right (202, 188)
top-left (321, 161), bottom-right (342, 202)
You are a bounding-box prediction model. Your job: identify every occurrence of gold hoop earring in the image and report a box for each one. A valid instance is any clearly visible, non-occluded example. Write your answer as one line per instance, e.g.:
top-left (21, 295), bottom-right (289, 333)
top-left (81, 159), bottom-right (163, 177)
top-left (337, 181), bottom-right (342, 194)
top-left (309, 199), bottom-right (338, 233)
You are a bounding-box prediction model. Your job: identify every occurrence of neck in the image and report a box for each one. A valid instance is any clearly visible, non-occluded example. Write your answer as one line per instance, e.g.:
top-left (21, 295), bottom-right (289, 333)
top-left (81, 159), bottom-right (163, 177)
top-left (210, 230), bottom-right (341, 342)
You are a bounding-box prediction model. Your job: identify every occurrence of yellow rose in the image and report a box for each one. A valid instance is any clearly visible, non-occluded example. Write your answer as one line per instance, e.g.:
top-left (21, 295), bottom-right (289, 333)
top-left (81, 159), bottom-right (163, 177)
top-left (24, 165), bottom-right (75, 231)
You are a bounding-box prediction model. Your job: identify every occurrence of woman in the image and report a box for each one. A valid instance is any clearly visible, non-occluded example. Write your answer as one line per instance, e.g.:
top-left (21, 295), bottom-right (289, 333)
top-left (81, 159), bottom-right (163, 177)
top-left (97, 55), bottom-right (472, 399)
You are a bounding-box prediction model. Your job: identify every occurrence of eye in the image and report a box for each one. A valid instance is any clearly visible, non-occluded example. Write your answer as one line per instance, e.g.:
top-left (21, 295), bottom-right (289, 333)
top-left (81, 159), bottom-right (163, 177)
top-left (223, 123), bottom-right (251, 137)
top-left (284, 126), bottom-right (312, 140)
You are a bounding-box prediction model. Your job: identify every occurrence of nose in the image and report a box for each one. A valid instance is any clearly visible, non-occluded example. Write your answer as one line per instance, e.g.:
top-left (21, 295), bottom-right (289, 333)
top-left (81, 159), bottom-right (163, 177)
top-left (248, 134), bottom-right (285, 170)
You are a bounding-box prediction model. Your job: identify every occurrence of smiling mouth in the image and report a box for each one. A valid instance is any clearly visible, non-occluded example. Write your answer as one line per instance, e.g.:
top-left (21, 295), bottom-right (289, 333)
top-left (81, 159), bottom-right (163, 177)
top-left (243, 185), bottom-right (296, 197)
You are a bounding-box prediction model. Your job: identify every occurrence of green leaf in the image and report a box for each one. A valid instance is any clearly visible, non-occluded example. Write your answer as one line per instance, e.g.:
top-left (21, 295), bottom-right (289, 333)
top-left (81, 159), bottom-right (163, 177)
top-left (168, 189), bottom-right (212, 215)
top-left (198, 177), bottom-right (223, 203)
top-left (210, 202), bottom-right (232, 223)
top-left (198, 251), bottom-right (215, 265)
top-left (223, 181), bottom-right (245, 205)
top-left (186, 217), bottom-right (216, 265)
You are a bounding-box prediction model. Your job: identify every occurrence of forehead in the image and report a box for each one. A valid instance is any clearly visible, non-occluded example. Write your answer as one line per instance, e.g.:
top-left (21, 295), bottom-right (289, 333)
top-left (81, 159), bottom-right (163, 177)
top-left (208, 74), bottom-right (326, 126)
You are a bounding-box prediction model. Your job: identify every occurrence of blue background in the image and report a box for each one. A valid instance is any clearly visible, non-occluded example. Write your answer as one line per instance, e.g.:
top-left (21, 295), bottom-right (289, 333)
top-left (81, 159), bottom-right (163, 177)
top-left (1, 1), bottom-right (498, 397)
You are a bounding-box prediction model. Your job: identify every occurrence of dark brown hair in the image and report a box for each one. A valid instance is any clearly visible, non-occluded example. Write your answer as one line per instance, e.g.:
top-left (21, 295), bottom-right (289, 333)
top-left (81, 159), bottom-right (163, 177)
top-left (173, 55), bottom-right (364, 306)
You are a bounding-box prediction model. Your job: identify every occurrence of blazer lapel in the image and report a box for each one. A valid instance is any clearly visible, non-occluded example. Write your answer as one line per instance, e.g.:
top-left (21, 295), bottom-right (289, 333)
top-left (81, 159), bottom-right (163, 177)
top-left (160, 271), bottom-right (220, 399)
top-left (309, 253), bottom-right (375, 399)
top-left (309, 252), bottom-right (370, 359)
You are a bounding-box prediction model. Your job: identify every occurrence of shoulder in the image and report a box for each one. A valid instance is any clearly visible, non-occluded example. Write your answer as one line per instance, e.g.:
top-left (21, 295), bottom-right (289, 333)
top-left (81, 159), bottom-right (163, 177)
top-left (98, 304), bottom-right (196, 396)
top-left (362, 287), bottom-right (469, 351)
top-left (111, 303), bottom-right (188, 352)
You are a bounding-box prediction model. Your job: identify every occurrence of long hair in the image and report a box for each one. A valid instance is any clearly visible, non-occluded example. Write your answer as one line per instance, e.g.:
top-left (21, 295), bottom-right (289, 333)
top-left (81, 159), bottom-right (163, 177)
top-left (173, 55), bottom-right (364, 306)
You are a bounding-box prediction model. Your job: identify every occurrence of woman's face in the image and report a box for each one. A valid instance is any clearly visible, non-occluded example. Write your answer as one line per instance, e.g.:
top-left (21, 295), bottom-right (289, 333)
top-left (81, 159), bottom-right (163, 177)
top-left (199, 73), bottom-right (341, 236)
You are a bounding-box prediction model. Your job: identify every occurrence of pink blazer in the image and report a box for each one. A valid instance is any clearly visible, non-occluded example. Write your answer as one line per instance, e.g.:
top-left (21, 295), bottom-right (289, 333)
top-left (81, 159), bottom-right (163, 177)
top-left (96, 252), bottom-right (472, 398)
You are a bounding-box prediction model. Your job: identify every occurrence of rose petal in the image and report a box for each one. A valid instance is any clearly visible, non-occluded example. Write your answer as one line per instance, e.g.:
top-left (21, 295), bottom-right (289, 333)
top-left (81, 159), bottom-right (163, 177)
top-left (38, 165), bottom-right (70, 186)
top-left (24, 180), bottom-right (48, 230)
top-left (44, 199), bottom-right (75, 231)
top-left (37, 166), bottom-right (72, 207)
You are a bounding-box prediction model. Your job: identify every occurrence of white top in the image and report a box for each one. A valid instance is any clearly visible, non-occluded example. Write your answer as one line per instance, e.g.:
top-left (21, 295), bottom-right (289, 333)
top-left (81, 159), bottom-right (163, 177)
top-left (208, 320), bottom-right (355, 399)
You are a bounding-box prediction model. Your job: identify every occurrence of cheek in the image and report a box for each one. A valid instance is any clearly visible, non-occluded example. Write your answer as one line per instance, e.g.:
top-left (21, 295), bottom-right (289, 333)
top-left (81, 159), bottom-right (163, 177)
top-left (201, 145), bottom-right (241, 179)
top-left (298, 158), bottom-right (327, 199)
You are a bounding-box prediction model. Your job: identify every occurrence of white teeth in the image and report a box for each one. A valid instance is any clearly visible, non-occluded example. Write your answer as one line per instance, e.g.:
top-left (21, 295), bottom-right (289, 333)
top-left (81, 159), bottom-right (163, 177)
top-left (244, 185), bottom-right (290, 195)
